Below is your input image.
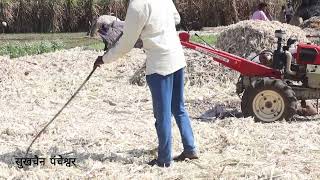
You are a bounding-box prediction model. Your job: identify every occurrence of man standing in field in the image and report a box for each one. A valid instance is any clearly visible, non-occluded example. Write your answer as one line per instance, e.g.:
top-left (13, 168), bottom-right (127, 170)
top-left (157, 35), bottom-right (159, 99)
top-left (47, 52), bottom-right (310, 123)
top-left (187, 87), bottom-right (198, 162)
top-left (284, 3), bottom-right (294, 23)
top-left (94, 0), bottom-right (198, 167)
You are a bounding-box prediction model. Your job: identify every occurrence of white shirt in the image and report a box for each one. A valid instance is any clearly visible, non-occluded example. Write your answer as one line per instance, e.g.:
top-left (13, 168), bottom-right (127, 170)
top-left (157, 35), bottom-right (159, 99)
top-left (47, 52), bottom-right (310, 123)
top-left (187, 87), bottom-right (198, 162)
top-left (102, 0), bottom-right (186, 76)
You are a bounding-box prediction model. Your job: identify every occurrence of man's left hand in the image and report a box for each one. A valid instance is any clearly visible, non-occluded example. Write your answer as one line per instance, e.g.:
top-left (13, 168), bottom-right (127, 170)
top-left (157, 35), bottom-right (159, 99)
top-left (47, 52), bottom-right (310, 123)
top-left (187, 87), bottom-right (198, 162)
top-left (94, 56), bottom-right (104, 68)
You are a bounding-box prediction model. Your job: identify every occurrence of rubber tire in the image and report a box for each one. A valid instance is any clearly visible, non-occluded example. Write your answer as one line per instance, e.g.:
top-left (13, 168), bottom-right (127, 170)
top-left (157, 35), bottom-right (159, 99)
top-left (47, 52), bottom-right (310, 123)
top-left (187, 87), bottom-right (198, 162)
top-left (241, 77), bottom-right (297, 122)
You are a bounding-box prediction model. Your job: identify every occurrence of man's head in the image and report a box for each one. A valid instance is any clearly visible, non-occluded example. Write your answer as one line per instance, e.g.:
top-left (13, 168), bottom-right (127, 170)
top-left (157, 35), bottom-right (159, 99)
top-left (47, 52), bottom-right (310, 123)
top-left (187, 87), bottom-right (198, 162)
top-left (258, 2), bottom-right (268, 11)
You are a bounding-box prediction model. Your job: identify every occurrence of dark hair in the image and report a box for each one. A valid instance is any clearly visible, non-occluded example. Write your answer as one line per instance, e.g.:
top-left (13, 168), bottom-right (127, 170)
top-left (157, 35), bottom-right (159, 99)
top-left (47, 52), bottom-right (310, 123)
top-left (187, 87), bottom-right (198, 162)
top-left (258, 2), bottom-right (268, 10)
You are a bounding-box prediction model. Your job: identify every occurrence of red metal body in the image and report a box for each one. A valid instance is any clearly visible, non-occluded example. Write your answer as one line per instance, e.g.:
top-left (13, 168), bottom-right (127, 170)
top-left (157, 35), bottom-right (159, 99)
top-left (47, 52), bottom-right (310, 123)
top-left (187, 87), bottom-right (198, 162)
top-left (296, 43), bottom-right (320, 65)
top-left (179, 32), bottom-right (281, 79)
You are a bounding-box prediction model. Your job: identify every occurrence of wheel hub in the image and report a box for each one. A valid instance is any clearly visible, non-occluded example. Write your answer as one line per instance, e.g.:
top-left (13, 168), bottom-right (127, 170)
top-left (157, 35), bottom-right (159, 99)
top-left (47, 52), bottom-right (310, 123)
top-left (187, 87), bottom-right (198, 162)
top-left (252, 90), bottom-right (285, 122)
top-left (265, 101), bottom-right (273, 108)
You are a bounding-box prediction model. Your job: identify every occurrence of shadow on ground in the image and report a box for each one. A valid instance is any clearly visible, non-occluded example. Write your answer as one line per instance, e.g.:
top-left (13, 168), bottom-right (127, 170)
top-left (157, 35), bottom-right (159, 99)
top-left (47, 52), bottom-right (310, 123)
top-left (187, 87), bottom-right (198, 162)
top-left (193, 104), bottom-right (243, 122)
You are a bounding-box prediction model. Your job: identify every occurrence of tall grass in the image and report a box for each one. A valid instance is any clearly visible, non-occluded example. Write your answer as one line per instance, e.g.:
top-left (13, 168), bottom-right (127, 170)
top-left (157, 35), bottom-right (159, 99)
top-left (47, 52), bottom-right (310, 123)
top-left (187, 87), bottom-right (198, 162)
top-left (0, 0), bottom-right (127, 33)
top-left (1, 0), bottom-right (300, 33)
top-left (176, 0), bottom-right (287, 27)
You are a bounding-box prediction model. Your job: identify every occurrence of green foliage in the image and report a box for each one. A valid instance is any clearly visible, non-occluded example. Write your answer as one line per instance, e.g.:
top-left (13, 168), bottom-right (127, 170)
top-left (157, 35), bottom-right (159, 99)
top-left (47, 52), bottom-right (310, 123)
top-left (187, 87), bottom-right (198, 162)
top-left (0, 33), bottom-right (104, 58)
top-left (83, 42), bottom-right (105, 51)
top-left (0, 41), bottom-right (64, 58)
top-left (190, 35), bottom-right (218, 45)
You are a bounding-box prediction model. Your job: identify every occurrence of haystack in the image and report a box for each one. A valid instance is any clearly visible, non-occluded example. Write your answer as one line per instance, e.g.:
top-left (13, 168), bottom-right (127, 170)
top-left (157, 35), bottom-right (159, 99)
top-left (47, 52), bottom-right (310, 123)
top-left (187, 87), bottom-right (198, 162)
top-left (129, 63), bottom-right (146, 86)
top-left (301, 16), bottom-right (320, 30)
top-left (216, 20), bottom-right (309, 57)
top-left (129, 49), bottom-right (238, 87)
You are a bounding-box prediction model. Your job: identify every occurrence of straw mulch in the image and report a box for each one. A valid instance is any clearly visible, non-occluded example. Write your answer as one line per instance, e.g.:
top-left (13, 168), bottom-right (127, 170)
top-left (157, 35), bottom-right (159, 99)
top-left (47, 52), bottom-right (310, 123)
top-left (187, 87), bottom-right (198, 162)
top-left (301, 16), bottom-right (320, 30)
top-left (129, 49), bottom-right (239, 87)
top-left (216, 20), bottom-right (309, 57)
top-left (1, 48), bottom-right (320, 179)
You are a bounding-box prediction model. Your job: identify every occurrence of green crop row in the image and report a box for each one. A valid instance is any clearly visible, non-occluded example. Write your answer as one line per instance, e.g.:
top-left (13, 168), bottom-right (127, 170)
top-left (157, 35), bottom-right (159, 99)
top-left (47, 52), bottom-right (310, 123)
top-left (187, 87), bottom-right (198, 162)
top-left (0, 41), bottom-right (64, 58)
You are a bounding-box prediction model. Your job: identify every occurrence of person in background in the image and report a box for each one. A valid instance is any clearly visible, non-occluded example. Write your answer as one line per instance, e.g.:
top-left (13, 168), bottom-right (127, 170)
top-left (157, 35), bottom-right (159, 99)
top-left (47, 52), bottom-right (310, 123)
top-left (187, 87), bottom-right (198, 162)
top-left (94, 0), bottom-right (198, 168)
top-left (285, 3), bottom-right (294, 23)
top-left (280, 5), bottom-right (286, 23)
top-left (251, 2), bottom-right (270, 21)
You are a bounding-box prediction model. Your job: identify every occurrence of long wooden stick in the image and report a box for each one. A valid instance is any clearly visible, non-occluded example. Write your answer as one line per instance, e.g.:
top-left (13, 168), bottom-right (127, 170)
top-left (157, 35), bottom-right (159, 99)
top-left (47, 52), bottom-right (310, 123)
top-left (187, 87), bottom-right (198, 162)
top-left (25, 66), bottom-right (98, 156)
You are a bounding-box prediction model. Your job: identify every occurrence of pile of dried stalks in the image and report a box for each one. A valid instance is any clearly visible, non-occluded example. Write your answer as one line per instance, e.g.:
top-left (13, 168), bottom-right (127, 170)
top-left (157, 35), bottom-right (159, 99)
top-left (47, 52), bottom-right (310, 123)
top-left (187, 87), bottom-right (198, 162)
top-left (129, 49), bottom-right (239, 87)
top-left (216, 20), bottom-right (309, 57)
top-left (301, 16), bottom-right (320, 30)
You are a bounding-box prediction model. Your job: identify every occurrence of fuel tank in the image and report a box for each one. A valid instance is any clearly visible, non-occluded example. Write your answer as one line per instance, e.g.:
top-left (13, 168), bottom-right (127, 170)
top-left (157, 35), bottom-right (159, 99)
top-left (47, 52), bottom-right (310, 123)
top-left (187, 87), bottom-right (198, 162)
top-left (296, 43), bottom-right (320, 65)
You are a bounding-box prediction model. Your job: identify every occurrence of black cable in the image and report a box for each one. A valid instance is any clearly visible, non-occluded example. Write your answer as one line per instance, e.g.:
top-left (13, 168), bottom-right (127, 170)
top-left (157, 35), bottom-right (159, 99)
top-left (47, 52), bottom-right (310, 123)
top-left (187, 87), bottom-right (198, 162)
top-left (25, 66), bottom-right (98, 157)
top-left (249, 50), bottom-right (273, 61)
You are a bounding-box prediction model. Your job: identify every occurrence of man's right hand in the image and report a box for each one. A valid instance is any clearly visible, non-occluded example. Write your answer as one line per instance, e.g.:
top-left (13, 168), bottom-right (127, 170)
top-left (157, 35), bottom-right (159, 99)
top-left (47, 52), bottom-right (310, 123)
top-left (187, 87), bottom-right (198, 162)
top-left (94, 56), bottom-right (104, 68)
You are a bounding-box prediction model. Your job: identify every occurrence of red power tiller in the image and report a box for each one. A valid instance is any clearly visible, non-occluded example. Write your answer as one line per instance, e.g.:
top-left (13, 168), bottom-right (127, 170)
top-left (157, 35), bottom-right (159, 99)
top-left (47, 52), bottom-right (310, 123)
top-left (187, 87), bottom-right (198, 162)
top-left (180, 31), bottom-right (320, 123)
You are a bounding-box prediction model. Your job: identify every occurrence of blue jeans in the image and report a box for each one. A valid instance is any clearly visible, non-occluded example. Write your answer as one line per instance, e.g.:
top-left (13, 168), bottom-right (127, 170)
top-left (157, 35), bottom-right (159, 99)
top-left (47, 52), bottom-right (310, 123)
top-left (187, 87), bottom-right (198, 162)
top-left (146, 68), bottom-right (196, 165)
